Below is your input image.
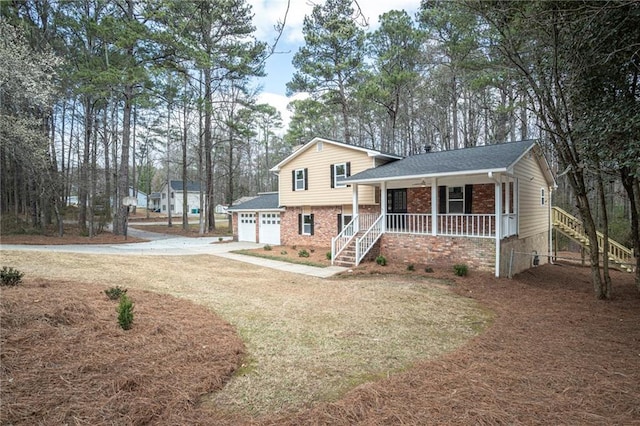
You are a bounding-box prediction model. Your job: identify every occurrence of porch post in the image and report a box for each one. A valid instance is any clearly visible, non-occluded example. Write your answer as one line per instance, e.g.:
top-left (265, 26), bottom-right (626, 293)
top-left (380, 181), bottom-right (387, 232)
top-left (352, 183), bottom-right (359, 232)
top-left (494, 176), bottom-right (502, 277)
top-left (431, 178), bottom-right (438, 235)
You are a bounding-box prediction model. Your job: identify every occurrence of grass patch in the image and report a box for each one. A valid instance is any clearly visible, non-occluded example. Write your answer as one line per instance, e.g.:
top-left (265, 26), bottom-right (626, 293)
top-left (231, 249), bottom-right (328, 268)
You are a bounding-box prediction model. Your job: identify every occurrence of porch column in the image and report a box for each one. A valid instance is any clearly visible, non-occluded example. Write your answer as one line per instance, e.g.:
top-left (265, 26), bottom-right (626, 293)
top-left (352, 183), bottom-right (359, 232)
top-left (494, 176), bottom-right (502, 277)
top-left (431, 178), bottom-right (438, 235)
top-left (380, 181), bottom-right (387, 232)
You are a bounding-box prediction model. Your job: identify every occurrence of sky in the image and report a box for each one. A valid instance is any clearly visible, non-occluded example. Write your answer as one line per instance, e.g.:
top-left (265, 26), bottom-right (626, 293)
top-left (246, 0), bottom-right (422, 129)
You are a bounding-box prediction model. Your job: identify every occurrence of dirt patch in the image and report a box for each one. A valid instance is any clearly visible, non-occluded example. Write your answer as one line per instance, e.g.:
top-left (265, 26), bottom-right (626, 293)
top-left (0, 278), bottom-right (244, 425)
top-left (242, 245), bottom-right (333, 266)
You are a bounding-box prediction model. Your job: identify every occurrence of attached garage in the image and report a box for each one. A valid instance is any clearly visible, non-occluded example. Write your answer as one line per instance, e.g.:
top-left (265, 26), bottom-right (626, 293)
top-left (238, 212), bottom-right (256, 242)
top-left (259, 212), bottom-right (281, 245)
top-left (228, 192), bottom-right (282, 245)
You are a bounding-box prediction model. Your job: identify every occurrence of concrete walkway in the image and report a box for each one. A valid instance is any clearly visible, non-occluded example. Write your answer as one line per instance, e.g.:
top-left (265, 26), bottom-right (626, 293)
top-left (0, 228), bottom-right (347, 278)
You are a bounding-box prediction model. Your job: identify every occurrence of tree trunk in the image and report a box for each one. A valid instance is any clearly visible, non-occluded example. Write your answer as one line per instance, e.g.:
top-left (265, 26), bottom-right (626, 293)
top-left (596, 166), bottom-right (611, 298)
top-left (620, 167), bottom-right (640, 291)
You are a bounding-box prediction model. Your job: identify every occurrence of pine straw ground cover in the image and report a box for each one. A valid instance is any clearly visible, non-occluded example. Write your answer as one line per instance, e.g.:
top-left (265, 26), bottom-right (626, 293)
top-left (1, 248), bottom-right (639, 425)
top-left (0, 279), bottom-right (244, 425)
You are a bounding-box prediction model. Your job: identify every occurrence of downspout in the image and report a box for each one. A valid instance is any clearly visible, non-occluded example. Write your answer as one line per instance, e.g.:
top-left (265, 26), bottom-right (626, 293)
top-left (548, 185), bottom-right (553, 265)
top-left (489, 171), bottom-right (501, 277)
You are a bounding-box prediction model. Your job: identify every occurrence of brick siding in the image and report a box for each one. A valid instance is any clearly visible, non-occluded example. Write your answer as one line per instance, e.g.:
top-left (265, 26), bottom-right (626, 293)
top-left (380, 233), bottom-right (496, 271)
top-left (406, 184), bottom-right (495, 215)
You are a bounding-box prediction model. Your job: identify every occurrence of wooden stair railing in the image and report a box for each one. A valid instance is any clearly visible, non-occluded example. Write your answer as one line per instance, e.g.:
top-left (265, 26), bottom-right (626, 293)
top-left (552, 206), bottom-right (635, 272)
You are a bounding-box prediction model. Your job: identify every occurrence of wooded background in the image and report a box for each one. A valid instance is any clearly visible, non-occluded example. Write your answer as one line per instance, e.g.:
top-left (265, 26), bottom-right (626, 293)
top-left (1, 0), bottom-right (638, 296)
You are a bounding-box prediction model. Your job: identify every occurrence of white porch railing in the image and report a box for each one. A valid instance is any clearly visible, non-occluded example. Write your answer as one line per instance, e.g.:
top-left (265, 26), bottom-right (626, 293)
top-left (331, 214), bottom-right (359, 263)
top-left (355, 214), bottom-right (384, 266)
top-left (386, 213), bottom-right (497, 238)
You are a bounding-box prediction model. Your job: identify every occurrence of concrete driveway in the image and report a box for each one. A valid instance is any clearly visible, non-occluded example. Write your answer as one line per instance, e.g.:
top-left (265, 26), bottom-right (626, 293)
top-left (0, 227), bottom-right (346, 278)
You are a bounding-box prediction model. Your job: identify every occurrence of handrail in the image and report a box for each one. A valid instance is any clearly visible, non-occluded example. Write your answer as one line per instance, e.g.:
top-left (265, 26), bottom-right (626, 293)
top-left (552, 206), bottom-right (633, 267)
top-left (331, 214), bottom-right (358, 265)
top-left (355, 214), bottom-right (383, 266)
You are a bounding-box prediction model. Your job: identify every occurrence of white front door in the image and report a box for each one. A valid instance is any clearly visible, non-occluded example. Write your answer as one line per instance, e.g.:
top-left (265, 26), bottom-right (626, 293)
top-left (238, 212), bottom-right (256, 242)
top-left (259, 212), bottom-right (281, 245)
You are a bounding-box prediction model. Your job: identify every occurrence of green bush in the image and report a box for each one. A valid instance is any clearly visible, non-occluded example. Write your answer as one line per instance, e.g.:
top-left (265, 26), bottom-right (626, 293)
top-left (407, 264), bottom-right (415, 271)
top-left (326, 251), bottom-right (332, 260)
top-left (0, 266), bottom-right (24, 286)
top-left (117, 294), bottom-right (134, 330)
top-left (375, 255), bottom-right (387, 266)
top-left (263, 244), bottom-right (272, 251)
top-left (298, 249), bottom-right (310, 258)
top-left (104, 286), bottom-right (127, 301)
top-left (453, 264), bottom-right (468, 277)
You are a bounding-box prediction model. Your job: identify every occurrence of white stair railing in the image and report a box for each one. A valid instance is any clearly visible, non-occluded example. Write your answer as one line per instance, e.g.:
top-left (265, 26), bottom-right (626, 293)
top-left (331, 215), bottom-right (358, 265)
top-left (355, 214), bottom-right (383, 266)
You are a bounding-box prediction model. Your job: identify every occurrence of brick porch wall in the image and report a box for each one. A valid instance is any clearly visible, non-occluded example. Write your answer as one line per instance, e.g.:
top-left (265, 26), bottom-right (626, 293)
top-left (232, 212), bottom-right (239, 241)
top-left (281, 205), bottom-right (380, 247)
top-left (406, 184), bottom-right (495, 215)
top-left (380, 233), bottom-right (496, 272)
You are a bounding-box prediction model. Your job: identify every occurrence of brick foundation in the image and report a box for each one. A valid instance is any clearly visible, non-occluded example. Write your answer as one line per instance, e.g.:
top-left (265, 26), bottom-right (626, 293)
top-left (380, 233), bottom-right (496, 272)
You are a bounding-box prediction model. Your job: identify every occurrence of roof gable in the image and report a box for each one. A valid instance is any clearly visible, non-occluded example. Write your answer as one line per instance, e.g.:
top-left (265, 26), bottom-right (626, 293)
top-left (270, 137), bottom-right (401, 172)
top-left (227, 192), bottom-right (280, 211)
top-left (343, 140), bottom-right (554, 185)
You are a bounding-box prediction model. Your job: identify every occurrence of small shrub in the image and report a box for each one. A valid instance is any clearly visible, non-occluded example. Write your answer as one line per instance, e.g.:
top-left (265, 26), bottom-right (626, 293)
top-left (0, 266), bottom-right (24, 286)
top-left (407, 264), bottom-right (415, 271)
top-left (117, 294), bottom-right (134, 330)
top-left (310, 248), bottom-right (315, 253)
top-left (375, 255), bottom-right (387, 266)
top-left (425, 266), bottom-right (434, 273)
top-left (453, 264), bottom-right (468, 277)
top-left (292, 245), bottom-right (297, 250)
top-left (298, 249), bottom-right (310, 258)
top-left (263, 244), bottom-right (272, 251)
top-left (326, 251), bottom-right (332, 260)
top-left (218, 237), bottom-right (223, 242)
top-left (104, 286), bottom-right (127, 301)
top-left (280, 250), bottom-right (288, 255)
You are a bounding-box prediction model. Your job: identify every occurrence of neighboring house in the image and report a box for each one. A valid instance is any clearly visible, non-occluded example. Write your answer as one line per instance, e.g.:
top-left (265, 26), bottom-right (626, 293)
top-left (128, 187), bottom-right (147, 208)
top-left (158, 180), bottom-right (202, 216)
top-left (230, 137), bottom-right (556, 277)
top-left (149, 192), bottom-right (161, 211)
top-left (215, 204), bottom-right (229, 214)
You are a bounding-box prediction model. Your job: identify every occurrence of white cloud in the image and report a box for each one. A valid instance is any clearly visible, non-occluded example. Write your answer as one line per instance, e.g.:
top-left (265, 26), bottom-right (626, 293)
top-left (256, 91), bottom-right (309, 134)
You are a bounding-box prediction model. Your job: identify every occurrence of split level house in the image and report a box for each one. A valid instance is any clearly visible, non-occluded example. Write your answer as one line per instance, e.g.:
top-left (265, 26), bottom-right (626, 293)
top-left (229, 137), bottom-right (557, 277)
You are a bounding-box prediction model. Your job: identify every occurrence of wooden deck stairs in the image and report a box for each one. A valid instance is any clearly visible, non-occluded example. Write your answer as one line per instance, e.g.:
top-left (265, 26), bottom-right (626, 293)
top-left (552, 207), bottom-right (635, 273)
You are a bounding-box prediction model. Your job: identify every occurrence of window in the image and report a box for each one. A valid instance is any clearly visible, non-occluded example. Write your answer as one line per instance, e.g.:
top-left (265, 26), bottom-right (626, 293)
top-left (330, 162), bottom-right (350, 188)
top-left (448, 186), bottom-right (464, 213)
top-left (171, 192), bottom-right (174, 199)
top-left (541, 188), bottom-right (546, 206)
top-left (298, 213), bottom-right (314, 235)
top-left (162, 204), bottom-right (166, 211)
top-left (317, 141), bottom-right (323, 152)
top-left (162, 193), bottom-right (166, 199)
top-left (292, 168), bottom-right (308, 191)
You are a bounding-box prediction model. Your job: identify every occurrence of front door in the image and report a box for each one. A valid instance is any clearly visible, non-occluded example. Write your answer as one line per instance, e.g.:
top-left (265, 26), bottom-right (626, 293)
top-left (387, 189), bottom-right (407, 231)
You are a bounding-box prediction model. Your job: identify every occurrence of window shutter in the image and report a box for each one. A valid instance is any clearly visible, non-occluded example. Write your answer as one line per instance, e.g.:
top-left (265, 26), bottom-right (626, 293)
top-left (310, 214), bottom-right (314, 235)
top-left (304, 168), bottom-right (308, 190)
top-left (337, 214), bottom-right (342, 233)
top-left (298, 214), bottom-right (302, 234)
top-left (465, 185), bottom-right (473, 214)
top-left (292, 170), bottom-right (296, 191)
top-left (438, 186), bottom-right (447, 214)
top-left (330, 164), bottom-right (335, 188)
top-left (346, 162), bottom-right (351, 177)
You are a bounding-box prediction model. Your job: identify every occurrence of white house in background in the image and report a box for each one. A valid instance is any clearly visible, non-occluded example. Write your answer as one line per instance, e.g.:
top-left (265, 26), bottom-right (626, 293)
top-left (215, 204), bottom-right (229, 214)
top-left (158, 180), bottom-right (202, 216)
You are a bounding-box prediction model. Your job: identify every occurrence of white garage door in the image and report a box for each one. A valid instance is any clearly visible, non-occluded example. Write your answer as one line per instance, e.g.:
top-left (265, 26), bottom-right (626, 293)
top-left (259, 212), bottom-right (281, 245)
top-left (238, 212), bottom-right (256, 242)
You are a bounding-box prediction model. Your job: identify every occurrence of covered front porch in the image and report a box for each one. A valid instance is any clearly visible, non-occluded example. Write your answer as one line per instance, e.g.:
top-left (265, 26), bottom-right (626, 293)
top-left (332, 173), bottom-right (518, 275)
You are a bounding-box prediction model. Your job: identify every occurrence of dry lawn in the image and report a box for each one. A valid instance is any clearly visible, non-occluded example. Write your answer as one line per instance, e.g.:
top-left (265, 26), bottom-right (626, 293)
top-left (0, 250), bottom-right (487, 421)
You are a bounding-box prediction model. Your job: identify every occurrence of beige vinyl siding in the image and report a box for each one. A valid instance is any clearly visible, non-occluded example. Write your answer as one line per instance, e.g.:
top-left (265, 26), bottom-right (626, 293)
top-left (279, 142), bottom-right (377, 206)
top-left (514, 150), bottom-right (550, 238)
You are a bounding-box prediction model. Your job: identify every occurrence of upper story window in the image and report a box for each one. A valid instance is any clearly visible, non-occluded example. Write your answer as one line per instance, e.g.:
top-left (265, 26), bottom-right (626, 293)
top-left (448, 186), bottom-right (464, 213)
top-left (330, 162), bottom-right (351, 188)
top-left (292, 168), bottom-right (308, 191)
top-left (540, 188), bottom-right (546, 206)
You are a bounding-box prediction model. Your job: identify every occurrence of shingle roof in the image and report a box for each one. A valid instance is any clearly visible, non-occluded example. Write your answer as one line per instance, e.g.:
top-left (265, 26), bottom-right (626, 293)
top-left (227, 193), bottom-right (280, 211)
top-left (169, 180), bottom-right (201, 192)
top-left (342, 140), bottom-right (538, 183)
